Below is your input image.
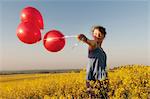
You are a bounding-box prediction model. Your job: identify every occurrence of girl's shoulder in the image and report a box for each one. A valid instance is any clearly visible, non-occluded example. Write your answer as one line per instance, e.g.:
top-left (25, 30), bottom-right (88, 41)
top-left (88, 40), bottom-right (97, 50)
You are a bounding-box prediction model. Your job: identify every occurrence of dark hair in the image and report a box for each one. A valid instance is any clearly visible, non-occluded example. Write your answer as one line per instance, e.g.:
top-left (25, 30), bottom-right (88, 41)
top-left (91, 25), bottom-right (107, 37)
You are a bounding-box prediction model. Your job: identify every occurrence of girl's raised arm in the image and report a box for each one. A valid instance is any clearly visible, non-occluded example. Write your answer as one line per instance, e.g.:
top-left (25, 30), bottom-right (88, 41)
top-left (77, 34), bottom-right (94, 47)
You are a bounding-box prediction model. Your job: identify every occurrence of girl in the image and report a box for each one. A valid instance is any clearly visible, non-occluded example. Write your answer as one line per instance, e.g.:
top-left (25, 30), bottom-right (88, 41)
top-left (78, 25), bottom-right (109, 98)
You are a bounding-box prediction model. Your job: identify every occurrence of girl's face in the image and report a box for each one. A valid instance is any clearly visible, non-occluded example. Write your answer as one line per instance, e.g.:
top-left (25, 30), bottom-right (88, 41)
top-left (93, 29), bottom-right (105, 42)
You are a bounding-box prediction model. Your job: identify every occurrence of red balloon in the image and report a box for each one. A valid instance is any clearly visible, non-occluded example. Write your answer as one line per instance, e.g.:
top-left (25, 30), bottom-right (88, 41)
top-left (43, 30), bottom-right (65, 52)
top-left (20, 6), bottom-right (44, 29)
top-left (16, 22), bottom-right (41, 44)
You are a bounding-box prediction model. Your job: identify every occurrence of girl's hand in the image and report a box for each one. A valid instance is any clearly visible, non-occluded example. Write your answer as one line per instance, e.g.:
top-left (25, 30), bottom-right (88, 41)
top-left (77, 34), bottom-right (87, 42)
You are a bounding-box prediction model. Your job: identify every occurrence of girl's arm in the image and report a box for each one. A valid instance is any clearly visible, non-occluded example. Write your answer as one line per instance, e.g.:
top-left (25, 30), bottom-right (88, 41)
top-left (77, 34), bottom-right (94, 47)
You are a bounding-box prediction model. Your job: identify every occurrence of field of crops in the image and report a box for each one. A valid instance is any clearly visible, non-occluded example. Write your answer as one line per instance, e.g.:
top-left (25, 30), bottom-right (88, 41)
top-left (0, 64), bottom-right (149, 99)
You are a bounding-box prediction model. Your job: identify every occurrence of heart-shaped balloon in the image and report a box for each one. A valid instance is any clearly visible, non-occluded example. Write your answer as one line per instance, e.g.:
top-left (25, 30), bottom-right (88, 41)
top-left (20, 6), bottom-right (44, 29)
top-left (16, 21), bottom-right (41, 44)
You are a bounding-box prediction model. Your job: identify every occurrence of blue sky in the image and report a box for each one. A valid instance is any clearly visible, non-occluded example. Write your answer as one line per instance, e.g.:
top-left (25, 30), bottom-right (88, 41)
top-left (0, 0), bottom-right (149, 71)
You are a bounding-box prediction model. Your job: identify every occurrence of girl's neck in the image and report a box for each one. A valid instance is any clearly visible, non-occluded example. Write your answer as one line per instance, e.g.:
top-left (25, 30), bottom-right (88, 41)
top-left (96, 41), bottom-right (102, 48)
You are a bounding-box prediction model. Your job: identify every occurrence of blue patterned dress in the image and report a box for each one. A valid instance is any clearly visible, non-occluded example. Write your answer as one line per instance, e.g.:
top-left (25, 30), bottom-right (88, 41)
top-left (86, 46), bottom-right (107, 81)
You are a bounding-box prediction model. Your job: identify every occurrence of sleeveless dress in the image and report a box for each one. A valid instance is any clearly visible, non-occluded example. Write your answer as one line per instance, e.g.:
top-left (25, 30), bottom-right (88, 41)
top-left (86, 44), bottom-right (107, 81)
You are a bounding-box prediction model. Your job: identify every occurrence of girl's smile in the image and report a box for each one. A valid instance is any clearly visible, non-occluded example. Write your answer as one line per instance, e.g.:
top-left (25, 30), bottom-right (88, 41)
top-left (93, 29), bottom-right (104, 41)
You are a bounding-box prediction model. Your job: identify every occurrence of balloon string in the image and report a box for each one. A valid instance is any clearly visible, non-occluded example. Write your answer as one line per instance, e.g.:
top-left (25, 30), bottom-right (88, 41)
top-left (63, 35), bottom-right (78, 38)
top-left (44, 35), bottom-right (78, 41)
top-left (43, 35), bottom-right (81, 49)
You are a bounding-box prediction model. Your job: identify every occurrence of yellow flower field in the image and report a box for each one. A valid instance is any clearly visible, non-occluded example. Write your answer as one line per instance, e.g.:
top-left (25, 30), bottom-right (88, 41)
top-left (0, 64), bottom-right (149, 99)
